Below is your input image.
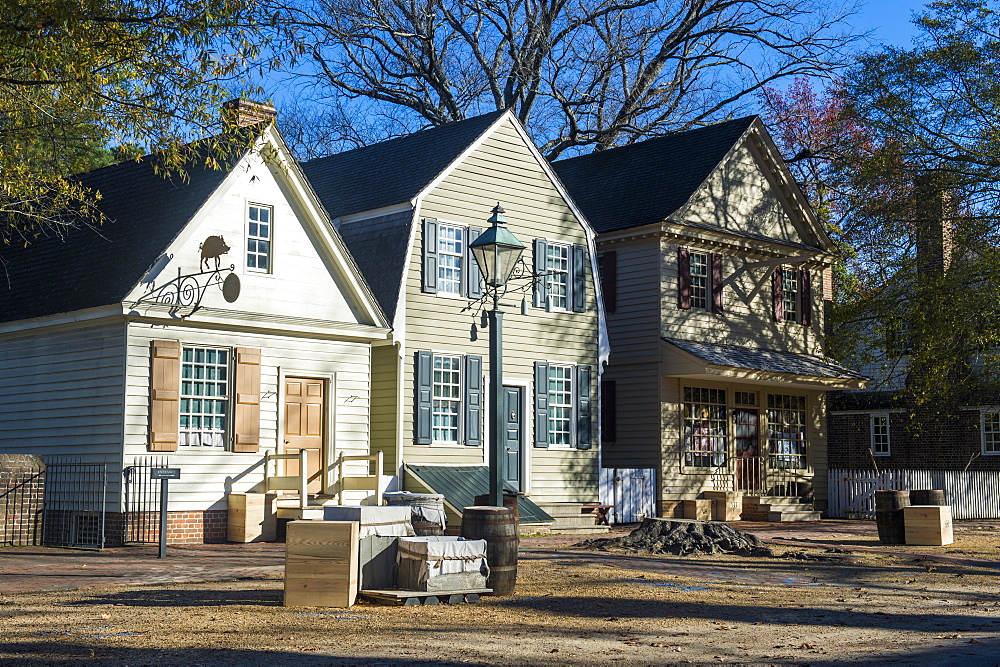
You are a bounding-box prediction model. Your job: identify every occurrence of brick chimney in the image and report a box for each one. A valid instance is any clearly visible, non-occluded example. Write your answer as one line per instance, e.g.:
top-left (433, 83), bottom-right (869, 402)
top-left (222, 99), bottom-right (277, 127)
top-left (914, 171), bottom-right (954, 277)
top-left (822, 267), bottom-right (834, 301)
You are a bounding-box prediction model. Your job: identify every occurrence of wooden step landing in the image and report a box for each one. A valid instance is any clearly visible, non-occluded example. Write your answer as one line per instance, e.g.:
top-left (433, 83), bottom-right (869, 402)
top-left (768, 510), bottom-right (822, 522)
top-left (360, 588), bottom-right (491, 606)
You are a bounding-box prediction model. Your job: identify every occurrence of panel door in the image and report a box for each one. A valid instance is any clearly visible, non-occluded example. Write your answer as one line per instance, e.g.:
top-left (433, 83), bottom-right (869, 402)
top-left (284, 377), bottom-right (325, 494)
top-left (503, 386), bottom-right (524, 492)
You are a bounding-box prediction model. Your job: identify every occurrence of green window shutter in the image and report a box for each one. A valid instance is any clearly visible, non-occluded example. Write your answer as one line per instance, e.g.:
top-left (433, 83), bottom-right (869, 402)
top-left (533, 238), bottom-right (548, 308)
top-left (464, 355), bottom-right (482, 447)
top-left (422, 218), bottom-right (438, 294)
top-left (576, 365), bottom-right (592, 449)
top-left (466, 227), bottom-right (483, 300)
top-left (415, 351), bottom-right (433, 444)
top-left (533, 361), bottom-right (549, 448)
top-left (572, 245), bottom-right (587, 313)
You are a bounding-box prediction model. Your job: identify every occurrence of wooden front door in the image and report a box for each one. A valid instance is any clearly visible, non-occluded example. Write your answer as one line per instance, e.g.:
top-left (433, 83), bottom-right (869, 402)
top-left (503, 386), bottom-right (524, 492)
top-left (284, 377), bottom-right (325, 494)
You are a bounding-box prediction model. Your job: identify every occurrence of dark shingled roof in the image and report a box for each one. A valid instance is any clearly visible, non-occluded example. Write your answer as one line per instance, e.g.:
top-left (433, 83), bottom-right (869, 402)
top-left (337, 211), bottom-right (413, 322)
top-left (0, 149), bottom-right (244, 323)
top-left (302, 111), bottom-right (505, 220)
top-left (664, 337), bottom-right (867, 380)
top-left (553, 117), bottom-right (757, 234)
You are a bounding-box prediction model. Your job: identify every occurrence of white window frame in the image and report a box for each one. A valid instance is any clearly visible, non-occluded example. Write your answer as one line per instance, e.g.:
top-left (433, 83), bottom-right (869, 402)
top-left (179, 346), bottom-right (231, 449)
top-left (870, 413), bottom-right (891, 456)
top-left (545, 242), bottom-right (572, 312)
top-left (437, 223), bottom-right (465, 297)
top-left (682, 386), bottom-right (728, 468)
top-left (689, 252), bottom-right (709, 311)
top-left (982, 409), bottom-right (1000, 455)
top-left (431, 353), bottom-right (464, 445)
top-left (782, 269), bottom-right (799, 323)
top-left (246, 203), bottom-right (273, 273)
top-left (766, 393), bottom-right (807, 470)
top-left (547, 363), bottom-right (576, 449)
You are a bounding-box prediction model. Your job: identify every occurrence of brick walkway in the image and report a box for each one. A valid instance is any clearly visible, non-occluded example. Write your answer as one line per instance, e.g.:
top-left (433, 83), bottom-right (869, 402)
top-left (3, 520), bottom-right (998, 595)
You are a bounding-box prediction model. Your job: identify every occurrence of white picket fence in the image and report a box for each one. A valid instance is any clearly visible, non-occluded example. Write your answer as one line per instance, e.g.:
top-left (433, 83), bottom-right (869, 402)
top-left (599, 467), bottom-right (657, 524)
top-left (828, 468), bottom-right (1000, 520)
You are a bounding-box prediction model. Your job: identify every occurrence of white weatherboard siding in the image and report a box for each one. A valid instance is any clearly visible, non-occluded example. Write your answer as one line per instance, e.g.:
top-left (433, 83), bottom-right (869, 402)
top-left (124, 323), bottom-right (373, 512)
top-left (401, 116), bottom-right (600, 504)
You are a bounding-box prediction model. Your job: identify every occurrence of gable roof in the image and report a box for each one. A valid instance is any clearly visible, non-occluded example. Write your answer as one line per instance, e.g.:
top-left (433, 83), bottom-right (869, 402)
top-left (552, 117), bottom-right (757, 235)
top-left (301, 111), bottom-right (506, 220)
top-left (0, 150), bottom-right (240, 324)
top-left (336, 211), bottom-right (413, 322)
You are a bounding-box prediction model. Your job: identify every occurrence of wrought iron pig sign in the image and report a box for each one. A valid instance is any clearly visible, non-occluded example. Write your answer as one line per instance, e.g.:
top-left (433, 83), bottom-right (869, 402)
top-left (200, 235), bottom-right (231, 271)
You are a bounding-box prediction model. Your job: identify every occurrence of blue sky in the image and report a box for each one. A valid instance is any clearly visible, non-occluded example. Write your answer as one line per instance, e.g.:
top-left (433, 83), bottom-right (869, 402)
top-left (852, 0), bottom-right (927, 47)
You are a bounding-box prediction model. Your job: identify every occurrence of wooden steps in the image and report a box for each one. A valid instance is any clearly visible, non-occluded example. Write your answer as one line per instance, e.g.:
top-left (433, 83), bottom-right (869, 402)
top-left (534, 502), bottom-right (610, 535)
top-left (743, 496), bottom-right (820, 522)
top-left (360, 588), bottom-right (490, 606)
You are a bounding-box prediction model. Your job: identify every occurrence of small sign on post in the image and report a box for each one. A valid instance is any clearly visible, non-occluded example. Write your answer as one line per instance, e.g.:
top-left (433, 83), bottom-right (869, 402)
top-left (151, 468), bottom-right (181, 558)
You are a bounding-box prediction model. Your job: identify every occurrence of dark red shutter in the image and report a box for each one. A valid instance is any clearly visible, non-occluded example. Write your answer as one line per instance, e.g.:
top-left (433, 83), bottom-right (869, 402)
top-left (772, 265), bottom-right (784, 322)
top-left (601, 380), bottom-right (617, 444)
top-left (800, 269), bottom-right (812, 327)
top-left (600, 250), bottom-right (617, 314)
top-left (677, 247), bottom-right (691, 310)
top-left (711, 253), bottom-right (724, 314)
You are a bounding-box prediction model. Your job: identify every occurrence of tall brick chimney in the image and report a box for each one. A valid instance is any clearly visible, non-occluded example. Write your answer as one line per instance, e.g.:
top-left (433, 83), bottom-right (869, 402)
top-left (222, 99), bottom-right (277, 127)
top-left (914, 171), bottom-right (954, 277)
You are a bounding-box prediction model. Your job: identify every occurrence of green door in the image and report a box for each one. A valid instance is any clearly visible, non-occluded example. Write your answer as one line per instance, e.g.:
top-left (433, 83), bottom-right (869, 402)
top-left (503, 386), bottom-right (523, 491)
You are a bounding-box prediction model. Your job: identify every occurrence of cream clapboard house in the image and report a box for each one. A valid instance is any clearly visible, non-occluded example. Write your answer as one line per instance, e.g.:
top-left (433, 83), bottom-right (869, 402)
top-left (0, 108), bottom-right (390, 544)
top-left (555, 117), bottom-right (866, 520)
top-left (302, 110), bottom-right (609, 528)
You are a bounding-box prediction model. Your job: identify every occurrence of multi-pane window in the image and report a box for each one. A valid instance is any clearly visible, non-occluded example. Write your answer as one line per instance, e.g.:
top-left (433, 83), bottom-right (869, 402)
top-left (682, 387), bottom-right (727, 467)
top-left (247, 204), bottom-right (272, 271)
top-left (982, 410), bottom-right (1000, 455)
top-left (782, 269), bottom-right (799, 322)
top-left (767, 394), bottom-right (807, 469)
top-left (871, 414), bottom-right (890, 456)
top-left (432, 355), bottom-right (462, 442)
top-left (689, 252), bottom-right (709, 310)
top-left (180, 347), bottom-right (229, 448)
top-left (548, 365), bottom-right (574, 446)
top-left (734, 391), bottom-right (757, 407)
top-left (437, 224), bottom-right (464, 295)
top-left (546, 243), bottom-right (571, 310)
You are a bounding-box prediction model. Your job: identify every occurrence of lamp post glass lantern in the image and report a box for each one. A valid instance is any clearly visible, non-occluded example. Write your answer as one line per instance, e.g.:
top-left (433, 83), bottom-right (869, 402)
top-left (469, 204), bottom-right (526, 507)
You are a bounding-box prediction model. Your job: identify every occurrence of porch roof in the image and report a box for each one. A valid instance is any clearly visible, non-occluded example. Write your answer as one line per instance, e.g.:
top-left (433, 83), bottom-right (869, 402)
top-left (662, 337), bottom-right (869, 390)
top-left (404, 464), bottom-right (553, 524)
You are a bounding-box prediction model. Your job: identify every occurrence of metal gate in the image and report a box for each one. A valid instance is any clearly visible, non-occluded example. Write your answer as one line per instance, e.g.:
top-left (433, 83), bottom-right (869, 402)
top-left (123, 456), bottom-right (168, 543)
top-left (42, 456), bottom-right (112, 549)
top-left (600, 467), bottom-right (657, 523)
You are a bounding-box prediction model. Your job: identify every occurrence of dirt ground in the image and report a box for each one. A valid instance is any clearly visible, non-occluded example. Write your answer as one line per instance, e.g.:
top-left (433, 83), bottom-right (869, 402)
top-left (3, 525), bottom-right (1000, 665)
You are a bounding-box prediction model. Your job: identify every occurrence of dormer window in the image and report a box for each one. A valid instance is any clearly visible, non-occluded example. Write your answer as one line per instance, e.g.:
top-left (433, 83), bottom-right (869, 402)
top-left (247, 204), bottom-right (272, 272)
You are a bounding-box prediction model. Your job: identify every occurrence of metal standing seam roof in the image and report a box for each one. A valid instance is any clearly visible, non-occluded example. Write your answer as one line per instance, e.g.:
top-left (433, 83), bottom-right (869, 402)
top-left (552, 117), bottom-right (758, 234)
top-left (405, 464), bottom-right (554, 523)
top-left (663, 337), bottom-right (868, 381)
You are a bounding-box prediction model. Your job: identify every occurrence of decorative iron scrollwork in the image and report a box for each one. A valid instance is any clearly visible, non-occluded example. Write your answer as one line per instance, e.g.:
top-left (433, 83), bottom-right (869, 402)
top-left (130, 265), bottom-right (240, 319)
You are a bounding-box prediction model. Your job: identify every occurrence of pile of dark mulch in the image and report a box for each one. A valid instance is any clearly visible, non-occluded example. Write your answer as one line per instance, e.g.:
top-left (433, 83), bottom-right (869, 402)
top-left (576, 518), bottom-right (774, 557)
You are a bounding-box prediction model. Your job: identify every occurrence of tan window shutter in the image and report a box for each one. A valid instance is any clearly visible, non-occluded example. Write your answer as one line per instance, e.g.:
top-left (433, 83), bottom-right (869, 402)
top-left (149, 340), bottom-right (181, 452)
top-left (233, 347), bottom-right (262, 453)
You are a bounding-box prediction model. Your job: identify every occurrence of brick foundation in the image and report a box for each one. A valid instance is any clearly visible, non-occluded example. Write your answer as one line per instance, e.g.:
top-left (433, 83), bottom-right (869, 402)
top-left (45, 509), bottom-right (231, 547)
top-left (1, 454), bottom-right (45, 546)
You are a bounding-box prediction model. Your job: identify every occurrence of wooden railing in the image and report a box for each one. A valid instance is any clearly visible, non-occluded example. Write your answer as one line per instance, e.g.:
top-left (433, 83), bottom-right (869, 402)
top-left (336, 451), bottom-right (386, 506)
top-left (264, 450), bottom-right (310, 510)
top-left (263, 450), bottom-right (387, 509)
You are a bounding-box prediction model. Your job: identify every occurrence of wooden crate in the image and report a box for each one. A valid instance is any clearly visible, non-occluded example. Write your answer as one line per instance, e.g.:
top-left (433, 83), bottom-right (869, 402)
top-left (681, 499), bottom-right (714, 522)
top-left (701, 491), bottom-right (743, 521)
top-left (284, 520), bottom-right (359, 607)
top-left (227, 493), bottom-right (277, 543)
top-left (904, 505), bottom-right (954, 546)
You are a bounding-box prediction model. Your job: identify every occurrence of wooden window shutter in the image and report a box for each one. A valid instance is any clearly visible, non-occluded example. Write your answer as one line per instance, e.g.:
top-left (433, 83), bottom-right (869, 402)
top-left (149, 340), bottom-right (181, 452)
top-left (576, 365), bottom-right (592, 450)
top-left (800, 269), bottom-right (812, 327)
top-left (677, 246), bottom-right (691, 309)
top-left (601, 380), bottom-right (617, 444)
top-left (464, 355), bottom-right (482, 447)
top-left (533, 238), bottom-right (548, 308)
top-left (466, 227), bottom-right (483, 299)
top-left (711, 253), bottom-right (724, 314)
top-left (422, 218), bottom-right (438, 294)
top-left (772, 265), bottom-right (784, 322)
top-left (415, 351), bottom-right (433, 445)
top-left (533, 361), bottom-right (549, 448)
top-left (233, 347), bottom-right (262, 453)
top-left (572, 245), bottom-right (587, 313)
top-left (599, 251), bottom-right (617, 314)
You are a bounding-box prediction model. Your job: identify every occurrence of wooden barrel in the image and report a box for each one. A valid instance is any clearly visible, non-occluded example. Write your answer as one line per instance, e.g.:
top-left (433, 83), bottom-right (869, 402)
top-left (874, 490), bottom-right (910, 545)
top-left (474, 492), bottom-right (520, 520)
top-left (412, 521), bottom-right (444, 536)
top-left (910, 489), bottom-right (946, 506)
top-left (461, 506), bottom-right (518, 595)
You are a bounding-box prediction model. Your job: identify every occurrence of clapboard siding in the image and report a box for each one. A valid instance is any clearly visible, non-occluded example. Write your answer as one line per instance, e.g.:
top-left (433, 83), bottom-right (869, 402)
top-left (0, 321), bottom-right (127, 463)
top-left (123, 321), bottom-right (374, 512)
top-left (399, 115), bottom-right (600, 504)
top-left (370, 345), bottom-right (399, 476)
top-left (601, 363), bottom-right (661, 469)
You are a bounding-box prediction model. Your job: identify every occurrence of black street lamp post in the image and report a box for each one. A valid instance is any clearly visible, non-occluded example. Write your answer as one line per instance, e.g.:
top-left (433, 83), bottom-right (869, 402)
top-left (468, 204), bottom-right (526, 507)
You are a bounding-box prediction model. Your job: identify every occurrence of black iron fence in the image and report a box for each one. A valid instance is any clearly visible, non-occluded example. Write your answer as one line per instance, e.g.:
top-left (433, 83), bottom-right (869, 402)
top-left (123, 456), bottom-right (168, 544)
top-left (41, 456), bottom-right (112, 549)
